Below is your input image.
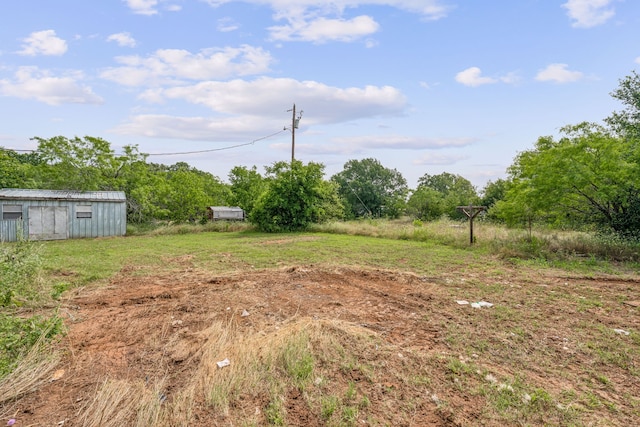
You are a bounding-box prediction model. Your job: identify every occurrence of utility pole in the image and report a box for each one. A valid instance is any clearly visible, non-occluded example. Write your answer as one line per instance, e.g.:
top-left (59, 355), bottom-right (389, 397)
top-left (291, 103), bottom-right (296, 164)
top-left (288, 104), bottom-right (302, 164)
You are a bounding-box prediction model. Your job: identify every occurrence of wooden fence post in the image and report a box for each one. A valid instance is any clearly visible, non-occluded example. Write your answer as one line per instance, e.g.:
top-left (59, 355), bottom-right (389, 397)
top-left (456, 205), bottom-right (487, 244)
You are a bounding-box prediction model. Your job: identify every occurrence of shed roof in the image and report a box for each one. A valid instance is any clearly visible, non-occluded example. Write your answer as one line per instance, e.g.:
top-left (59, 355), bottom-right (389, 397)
top-left (0, 188), bottom-right (126, 202)
top-left (207, 206), bottom-right (244, 211)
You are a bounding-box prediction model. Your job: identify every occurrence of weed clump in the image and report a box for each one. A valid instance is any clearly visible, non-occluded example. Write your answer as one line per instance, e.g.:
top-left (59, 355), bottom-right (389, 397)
top-left (0, 240), bottom-right (44, 306)
top-left (0, 240), bottom-right (64, 381)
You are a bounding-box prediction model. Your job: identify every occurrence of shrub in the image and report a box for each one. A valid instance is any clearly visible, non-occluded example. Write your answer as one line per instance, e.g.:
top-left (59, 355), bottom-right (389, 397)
top-left (0, 240), bottom-right (44, 306)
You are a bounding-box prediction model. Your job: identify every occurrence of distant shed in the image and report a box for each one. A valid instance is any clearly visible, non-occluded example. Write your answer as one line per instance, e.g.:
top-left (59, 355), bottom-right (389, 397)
top-left (207, 206), bottom-right (245, 221)
top-left (0, 188), bottom-right (127, 242)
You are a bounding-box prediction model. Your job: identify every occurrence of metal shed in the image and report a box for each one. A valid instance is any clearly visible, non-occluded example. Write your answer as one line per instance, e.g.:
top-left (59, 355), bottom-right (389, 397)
top-left (207, 206), bottom-right (245, 221)
top-left (0, 188), bottom-right (127, 242)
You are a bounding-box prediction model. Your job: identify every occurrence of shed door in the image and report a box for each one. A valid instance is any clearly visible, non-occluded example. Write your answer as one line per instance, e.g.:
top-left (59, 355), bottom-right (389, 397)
top-left (28, 206), bottom-right (68, 240)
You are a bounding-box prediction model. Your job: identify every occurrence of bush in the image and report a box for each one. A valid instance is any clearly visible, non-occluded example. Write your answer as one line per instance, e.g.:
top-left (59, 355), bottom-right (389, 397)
top-left (251, 161), bottom-right (332, 232)
top-left (0, 314), bottom-right (63, 378)
top-left (0, 240), bottom-right (44, 306)
top-left (0, 240), bottom-right (64, 379)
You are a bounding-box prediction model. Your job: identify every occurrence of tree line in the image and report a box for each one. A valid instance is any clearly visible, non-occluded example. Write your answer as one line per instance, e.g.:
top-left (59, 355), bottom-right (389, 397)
top-left (1, 71), bottom-right (639, 238)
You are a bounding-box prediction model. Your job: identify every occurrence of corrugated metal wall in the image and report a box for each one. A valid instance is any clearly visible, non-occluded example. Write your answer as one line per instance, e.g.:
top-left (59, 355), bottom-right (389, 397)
top-left (0, 219), bottom-right (24, 242)
top-left (0, 199), bottom-right (126, 241)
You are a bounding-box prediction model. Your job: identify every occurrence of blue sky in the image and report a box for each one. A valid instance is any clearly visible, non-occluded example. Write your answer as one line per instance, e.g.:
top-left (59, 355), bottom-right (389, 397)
top-left (1, 0), bottom-right (639, 190)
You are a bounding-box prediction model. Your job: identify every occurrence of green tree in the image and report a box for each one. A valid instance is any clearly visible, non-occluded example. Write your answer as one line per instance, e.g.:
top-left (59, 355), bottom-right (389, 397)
top-left (251, 161), bottom-right (337, 232)
top-left (312, 180), bottom-right (345, 223)
top-left (32, 136), bottom-right (146, 191)
top-left (331, 158), bottom-right (408, 219)
top-left (410, 172), bottom-right (478, 220)
top-left (228, 166), bottom-right (267, 216)
top-left (606, 70), bottom-right (640, 141)
top-left (496, 122), bottom-right (640, 237)
top-left (162, 163), bottom-right (230, 223)
top-left (491, 180), bottom-right (543, 238)
top-left (480, 178), bottom-right (507, 209)
top-left (406, 187), bottom-right (444, 220)
top-left (0, 148), bottom-right (40, 188)
top-left (119, 161), bottom-right (171, 223)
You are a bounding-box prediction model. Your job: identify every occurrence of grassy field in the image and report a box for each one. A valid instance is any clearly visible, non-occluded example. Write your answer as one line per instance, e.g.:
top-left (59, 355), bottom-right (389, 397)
top-left (1, 220), bottom-right (640, 425)
top-left (40, 218), bottom-right (640, 283)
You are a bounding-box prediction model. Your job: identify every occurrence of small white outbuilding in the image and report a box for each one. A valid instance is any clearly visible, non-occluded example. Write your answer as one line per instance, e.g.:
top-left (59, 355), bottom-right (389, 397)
top-left (207, 206), bottom-right (245, 221)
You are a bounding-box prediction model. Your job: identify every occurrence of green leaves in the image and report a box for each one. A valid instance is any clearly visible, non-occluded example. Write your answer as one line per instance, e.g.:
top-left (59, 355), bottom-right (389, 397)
top-left (408, 172), bottom-right (479, 220)
top-left (0, 240), bottom-right (43, 306)
top-left (31, 135), bottom-right (147, 191)
top-left (251, 161), bottom-right (341, 232)
top-left (331, 158), bottom-right (408, 219)
top-left (496, 122), bottom-right (640, 237)
top-left (228, 166), bottom-right (266, 216)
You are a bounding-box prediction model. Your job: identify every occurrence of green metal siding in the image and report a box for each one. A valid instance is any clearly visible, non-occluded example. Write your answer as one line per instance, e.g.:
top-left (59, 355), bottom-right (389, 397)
top-left (0, 189), bottom-right (126, 241)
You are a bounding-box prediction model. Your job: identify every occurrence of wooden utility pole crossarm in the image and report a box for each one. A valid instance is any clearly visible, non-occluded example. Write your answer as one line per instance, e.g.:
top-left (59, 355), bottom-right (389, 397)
top-left (456, 205), bottom-right (487, 244)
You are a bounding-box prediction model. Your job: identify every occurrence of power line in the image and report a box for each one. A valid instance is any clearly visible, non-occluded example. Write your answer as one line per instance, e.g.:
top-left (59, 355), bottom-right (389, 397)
top-left (145, 129), bottom-right (288, 156)
top-left (1, 128), bottom-right (289, 157)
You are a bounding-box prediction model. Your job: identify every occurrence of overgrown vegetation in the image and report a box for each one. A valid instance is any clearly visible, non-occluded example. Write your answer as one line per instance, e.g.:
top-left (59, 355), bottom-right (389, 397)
top-left (250, 160), bottom-right (344, 232)
top-left (0, 239), bottom-right (44, 306)
top-left (0, 240), bottom-right (64, 384)
top-left (311, 218), bottom-right (640, 263)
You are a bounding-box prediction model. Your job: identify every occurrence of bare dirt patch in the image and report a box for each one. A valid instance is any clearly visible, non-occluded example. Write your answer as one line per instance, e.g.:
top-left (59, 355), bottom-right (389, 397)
top-left (3, 264), bottom-right (640, 426)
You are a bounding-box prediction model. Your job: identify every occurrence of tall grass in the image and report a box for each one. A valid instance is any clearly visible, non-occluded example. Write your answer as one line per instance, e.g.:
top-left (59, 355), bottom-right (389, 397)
top-left (312, 218), bottom-right (640, 263)
top-left (0, 240), bottom-right (64, 381)
top-left (126, 216), bottom-right (640, 263)
top-left (74, 317), bottom-right (380, 426)
top-left (0, 324), bottom-right (61, 410)
top-left (0, 239), bottom-right (45, 306)
top-left (126, 220), bottom-right (253, 236)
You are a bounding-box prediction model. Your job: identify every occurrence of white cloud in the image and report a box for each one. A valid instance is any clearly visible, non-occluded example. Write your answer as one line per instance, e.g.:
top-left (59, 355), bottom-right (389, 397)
top-left (147, 77), bottom-right (406, 123)
top-left (107, 32), bottom-right (137, 47)
top-left (499, 72), bottom-right (521, 85)
top-left (364, 38), bottom-right (378, 48)
top-left (123, 0), bottom-right (181, 15)
top-left (413, 153), bottom-right (470, 166)
top-left (290, 135), bottom-right (476, 156)
top-left (18, 30), bottom-right (67, 56)
top-left (0, 67), bottom-right (103, 105)
top-left (455, 67), bottom-right (519, 87)
top-left (201, 1), bottom-right (450, 42)
top-left (535, 63), bottom-right (584, 83)
top-left (100, 45), bottom-right (273, 86)
top-left (269, 15), bottom-right (380, 43)
top-left (562, 0), bottom-right (615, 28)
top-left (113, 77), bottom-right (407, 139)
top-left (111, 114), bottom-right (275, 140)
top-left (455, 67), bottom-right (497, 87)
top-left (201, 1), bottom-right (451, 21)
top-left (332, 135), bottom-right (476, 150)
top-left (124, 0), bottom-right (158, 14)
top-left (263, 135), bottom-right (475, 156)
top-left (217, 17), bottom-right (240, 32)
top-left (635, 57), bottom-right (640, 64)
